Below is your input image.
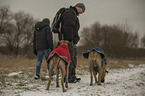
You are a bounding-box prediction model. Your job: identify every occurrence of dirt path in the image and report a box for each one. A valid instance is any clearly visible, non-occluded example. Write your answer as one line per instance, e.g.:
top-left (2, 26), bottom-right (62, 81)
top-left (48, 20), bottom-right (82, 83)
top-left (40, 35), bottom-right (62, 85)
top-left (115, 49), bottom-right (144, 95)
top-left (1, 64), bottom-right (145, 96)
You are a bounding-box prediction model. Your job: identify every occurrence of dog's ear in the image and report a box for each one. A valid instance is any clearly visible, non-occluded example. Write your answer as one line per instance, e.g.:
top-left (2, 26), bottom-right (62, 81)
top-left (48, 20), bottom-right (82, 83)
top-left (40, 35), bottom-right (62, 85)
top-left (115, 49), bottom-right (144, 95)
top-left (58, 41), bottom-right (61, 46)
top-left (67, 41), bottom-right (71, 47)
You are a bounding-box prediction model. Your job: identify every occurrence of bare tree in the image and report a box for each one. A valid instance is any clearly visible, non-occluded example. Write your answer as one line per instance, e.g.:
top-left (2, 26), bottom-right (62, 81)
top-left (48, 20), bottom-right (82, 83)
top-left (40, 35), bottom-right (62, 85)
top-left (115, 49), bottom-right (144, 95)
top-left (3, 24), bottom-right (16, 54)
top-left (141, 34), bottom-right (145, 48)
top-left (80, 22), bottom-right (139, 58)
top-left (0, 6), bottom-right (38, 57)
top-left (0, 5), bottom-right (13, 46)
top-left (0, 5), bottom-right (12, 33)
top-left (12, 11), bottom-right (36, 55)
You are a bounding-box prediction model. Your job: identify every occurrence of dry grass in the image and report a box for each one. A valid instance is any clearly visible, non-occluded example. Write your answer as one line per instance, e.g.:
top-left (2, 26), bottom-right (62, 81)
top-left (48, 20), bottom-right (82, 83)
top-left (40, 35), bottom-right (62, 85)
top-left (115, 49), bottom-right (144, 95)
top-left (0, 55), bottom-right (144, 95)
top-left (0, 57), bottom-right (48, 74)
top-left (0, 56), bottom-right (144, 75)
top-left (0, 55), bottom-right (144, 96)
top-left (106, 58), bottom-right (145, 69)
top-left (77, 56), bottom-right (145, 70)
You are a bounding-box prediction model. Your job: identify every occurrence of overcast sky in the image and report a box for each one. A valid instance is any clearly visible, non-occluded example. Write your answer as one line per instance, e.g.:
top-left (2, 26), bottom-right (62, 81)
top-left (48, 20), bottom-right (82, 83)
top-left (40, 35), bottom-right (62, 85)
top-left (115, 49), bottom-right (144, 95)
top-left (0, 0), bottom-right (145, 38)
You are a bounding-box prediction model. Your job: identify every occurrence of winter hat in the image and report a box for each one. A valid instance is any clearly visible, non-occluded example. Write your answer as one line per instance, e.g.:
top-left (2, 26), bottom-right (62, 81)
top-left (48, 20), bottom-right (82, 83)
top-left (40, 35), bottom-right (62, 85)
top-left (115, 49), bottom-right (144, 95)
top-left (75, 3), bottom-right (85, 13)
top-left (42, 18), bottom-right (50, 25)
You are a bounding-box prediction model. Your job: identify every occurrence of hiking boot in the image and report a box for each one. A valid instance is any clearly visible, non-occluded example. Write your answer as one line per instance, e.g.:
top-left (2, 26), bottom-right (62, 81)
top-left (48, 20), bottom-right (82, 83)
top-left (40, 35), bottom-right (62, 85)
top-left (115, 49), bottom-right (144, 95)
top-left (68, 77), bottom-right (81, 83)
top-left (69, 79), bottom-right (77, 83)
top-left (68, 77), bottom-right (76, 83)
top-left (76, 77), bottom-right (81, 81)
top-left (34, 74), bottom-right (40, 79)
top-left (69, 79), bottom-right (81, 83)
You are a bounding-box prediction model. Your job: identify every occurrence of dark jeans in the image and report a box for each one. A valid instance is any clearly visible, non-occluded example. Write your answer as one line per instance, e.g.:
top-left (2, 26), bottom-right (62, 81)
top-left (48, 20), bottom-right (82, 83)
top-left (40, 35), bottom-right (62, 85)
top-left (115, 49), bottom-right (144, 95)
top-left (68, 42), bottom-right (77, 80)
top-left (35, 49), bottom-right (51, 75)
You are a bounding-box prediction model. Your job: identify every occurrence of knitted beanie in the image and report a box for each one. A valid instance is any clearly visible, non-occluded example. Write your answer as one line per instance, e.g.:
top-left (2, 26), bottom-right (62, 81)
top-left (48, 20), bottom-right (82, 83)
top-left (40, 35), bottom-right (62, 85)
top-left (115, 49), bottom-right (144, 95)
top-left (42, 18), bottom-right (50, 25)
top-left (75, 3), bottom-right (85, 12)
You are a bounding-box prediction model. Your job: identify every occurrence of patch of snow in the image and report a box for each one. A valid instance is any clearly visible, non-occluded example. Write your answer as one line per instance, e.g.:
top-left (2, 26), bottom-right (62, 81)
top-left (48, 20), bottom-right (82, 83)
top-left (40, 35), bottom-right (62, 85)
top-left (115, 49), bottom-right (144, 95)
top-left (8, 73), bottom-right (18, 77)
top-left (21, 65), bottom-right (145, 96)
top-left (139, 64), bottom-right (145, 67)
top-left (8, 71), bottom-right (23, 76)
top-left (128, 64), bottom-right (134, 67)
top-left (2, 64), bottom-right (145, 96)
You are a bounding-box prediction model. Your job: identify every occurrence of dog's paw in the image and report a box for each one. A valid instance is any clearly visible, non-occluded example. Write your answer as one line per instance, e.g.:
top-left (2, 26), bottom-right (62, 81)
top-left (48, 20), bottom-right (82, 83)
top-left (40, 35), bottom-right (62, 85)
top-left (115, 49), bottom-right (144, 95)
top-left (90, 84), bottom-right (93, 86)
top-left (56, 85), bottom-right (59, 88)
top-left (63, 89), bottom-right (67, 92)
top-left (65, 85), bottom-right (68, 88)
top-left (46, 88), bottom-right (49, 90)
top-left (101, 80), bottom-right (105, 83)
top-left (98, 83), bottom-right (102, 85)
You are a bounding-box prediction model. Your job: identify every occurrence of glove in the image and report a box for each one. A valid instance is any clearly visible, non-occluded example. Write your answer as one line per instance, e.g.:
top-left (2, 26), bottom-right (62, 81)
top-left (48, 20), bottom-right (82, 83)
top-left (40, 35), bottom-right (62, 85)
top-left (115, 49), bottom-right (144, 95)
top-left (33, 50), bottom-right (37, 55)
top-left (51, 48), bottom-right (53, 51)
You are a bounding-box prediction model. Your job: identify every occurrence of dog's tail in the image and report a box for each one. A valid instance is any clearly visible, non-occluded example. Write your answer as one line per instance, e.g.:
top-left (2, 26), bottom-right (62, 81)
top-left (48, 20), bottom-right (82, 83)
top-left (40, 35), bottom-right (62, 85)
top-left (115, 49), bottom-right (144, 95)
top-left (94, 67), bottom-right (98, 72)
top-left (53, 54), bottom-right (61, 75)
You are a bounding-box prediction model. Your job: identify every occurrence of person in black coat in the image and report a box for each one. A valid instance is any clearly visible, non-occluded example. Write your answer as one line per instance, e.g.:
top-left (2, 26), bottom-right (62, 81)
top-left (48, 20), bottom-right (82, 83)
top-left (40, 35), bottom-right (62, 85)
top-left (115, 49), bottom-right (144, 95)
top-left (58, 3), bottom-right (85, 83)
top-left (33, 18), bottom-right (53, 79)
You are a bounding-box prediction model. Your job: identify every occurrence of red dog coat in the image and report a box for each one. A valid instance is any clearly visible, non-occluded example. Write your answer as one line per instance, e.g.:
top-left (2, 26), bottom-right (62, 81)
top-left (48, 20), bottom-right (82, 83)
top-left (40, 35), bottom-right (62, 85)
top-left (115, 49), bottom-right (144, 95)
top-left (47, 44), bottom-right (71, 64)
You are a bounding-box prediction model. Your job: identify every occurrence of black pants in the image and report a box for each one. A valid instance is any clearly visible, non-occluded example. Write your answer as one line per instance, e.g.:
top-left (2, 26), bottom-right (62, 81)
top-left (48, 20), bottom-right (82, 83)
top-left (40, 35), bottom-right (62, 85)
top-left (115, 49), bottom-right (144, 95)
top-left (68, 41), bottom-right (77, 81)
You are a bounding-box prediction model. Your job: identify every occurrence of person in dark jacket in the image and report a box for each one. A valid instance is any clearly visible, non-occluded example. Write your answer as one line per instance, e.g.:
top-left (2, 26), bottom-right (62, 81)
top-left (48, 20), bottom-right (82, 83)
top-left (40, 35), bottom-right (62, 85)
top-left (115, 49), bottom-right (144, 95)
top-left (33, 18), bottom-right (53, 79)
top-left (58, 3), bottom-right (85, 83)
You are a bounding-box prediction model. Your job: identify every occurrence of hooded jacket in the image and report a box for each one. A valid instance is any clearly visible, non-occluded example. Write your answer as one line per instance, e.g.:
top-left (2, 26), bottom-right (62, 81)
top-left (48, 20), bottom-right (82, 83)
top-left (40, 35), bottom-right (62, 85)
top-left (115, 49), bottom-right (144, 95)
top-left (33, 21), bottom-right (53, 51)
top-left (60, 6), bottom-right (80, 44)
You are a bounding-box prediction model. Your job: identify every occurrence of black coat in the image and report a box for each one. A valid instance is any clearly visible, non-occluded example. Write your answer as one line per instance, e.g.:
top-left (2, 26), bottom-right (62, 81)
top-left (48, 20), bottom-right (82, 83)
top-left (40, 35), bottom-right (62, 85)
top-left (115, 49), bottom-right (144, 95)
top-left (33, 21), bottom-right (53, 51)
top-left (60, 6), bottom-right (80, 44)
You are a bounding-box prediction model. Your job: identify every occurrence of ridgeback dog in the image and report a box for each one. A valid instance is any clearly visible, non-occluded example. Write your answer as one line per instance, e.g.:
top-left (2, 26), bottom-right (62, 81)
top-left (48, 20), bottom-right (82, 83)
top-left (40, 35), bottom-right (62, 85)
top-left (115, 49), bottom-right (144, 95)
top-left (89, 50), bottom-right (107, 86)
top-left (46, 40), bottom-right (71, 92)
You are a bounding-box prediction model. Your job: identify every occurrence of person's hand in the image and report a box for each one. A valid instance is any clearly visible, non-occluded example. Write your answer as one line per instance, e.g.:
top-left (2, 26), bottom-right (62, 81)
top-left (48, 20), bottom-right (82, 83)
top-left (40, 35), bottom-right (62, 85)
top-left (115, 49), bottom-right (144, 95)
top-left (33, 50), bottom-right (37, 55)
top-left (51, 48), bottom-right (53, 51)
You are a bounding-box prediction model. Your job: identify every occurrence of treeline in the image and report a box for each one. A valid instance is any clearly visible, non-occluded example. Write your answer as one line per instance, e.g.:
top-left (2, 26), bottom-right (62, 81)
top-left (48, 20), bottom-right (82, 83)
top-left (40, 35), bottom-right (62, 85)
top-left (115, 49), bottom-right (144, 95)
top-left (78, 22), bottom-right (145, 59)
top-left (0, 5), bottom-right (145, 59)
top-left (0, 5), bottom-right (38, 58)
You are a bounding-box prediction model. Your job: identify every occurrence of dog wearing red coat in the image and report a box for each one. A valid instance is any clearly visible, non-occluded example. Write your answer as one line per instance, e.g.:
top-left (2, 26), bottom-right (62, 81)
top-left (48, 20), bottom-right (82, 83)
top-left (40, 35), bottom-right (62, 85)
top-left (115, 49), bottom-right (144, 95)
top-left (46, 40), bottom-right (71, 92)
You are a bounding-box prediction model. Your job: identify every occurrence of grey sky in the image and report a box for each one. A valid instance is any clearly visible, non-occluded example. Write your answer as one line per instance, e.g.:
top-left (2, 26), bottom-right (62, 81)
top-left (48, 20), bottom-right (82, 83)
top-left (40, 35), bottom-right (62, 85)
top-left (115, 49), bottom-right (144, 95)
top-left (0, 0), bottom-right (145, 38)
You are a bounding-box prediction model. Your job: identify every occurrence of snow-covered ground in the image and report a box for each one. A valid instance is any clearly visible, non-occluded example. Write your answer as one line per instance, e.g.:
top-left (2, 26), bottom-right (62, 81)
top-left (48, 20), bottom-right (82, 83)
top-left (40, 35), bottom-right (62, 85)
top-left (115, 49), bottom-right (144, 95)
top-left (1, 64), bottom-right (145, 96)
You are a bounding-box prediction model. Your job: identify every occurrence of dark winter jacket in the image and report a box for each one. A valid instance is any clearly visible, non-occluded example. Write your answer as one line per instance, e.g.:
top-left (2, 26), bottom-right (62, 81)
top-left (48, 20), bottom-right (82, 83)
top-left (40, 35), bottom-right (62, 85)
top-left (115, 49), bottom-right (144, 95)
top-left (33, 21), bottom-right (53, 51)
top-left (60, 6), bottom-right (80, 44)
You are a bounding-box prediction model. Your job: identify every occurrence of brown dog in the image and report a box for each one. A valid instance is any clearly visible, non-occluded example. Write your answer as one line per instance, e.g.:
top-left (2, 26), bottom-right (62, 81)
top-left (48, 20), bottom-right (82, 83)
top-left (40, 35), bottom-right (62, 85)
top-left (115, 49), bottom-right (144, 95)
top-left (46, 40), bottom-right (70, 92)
top-left (89, 50), bottom-right (107, 86)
